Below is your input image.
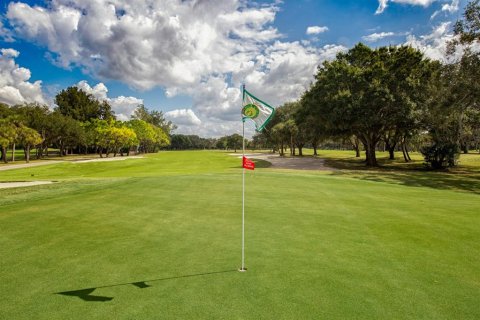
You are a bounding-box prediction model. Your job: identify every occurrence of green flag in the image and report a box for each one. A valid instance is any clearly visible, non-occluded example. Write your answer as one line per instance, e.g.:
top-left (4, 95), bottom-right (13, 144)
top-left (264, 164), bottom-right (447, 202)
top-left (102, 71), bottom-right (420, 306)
top-left (241, 87), bottom-right (275, 131)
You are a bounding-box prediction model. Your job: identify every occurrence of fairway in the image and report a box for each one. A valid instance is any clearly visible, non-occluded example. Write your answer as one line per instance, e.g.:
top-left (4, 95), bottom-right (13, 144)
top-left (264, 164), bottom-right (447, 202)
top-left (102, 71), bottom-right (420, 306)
top-left (0, 151), bottom-right (479, 319)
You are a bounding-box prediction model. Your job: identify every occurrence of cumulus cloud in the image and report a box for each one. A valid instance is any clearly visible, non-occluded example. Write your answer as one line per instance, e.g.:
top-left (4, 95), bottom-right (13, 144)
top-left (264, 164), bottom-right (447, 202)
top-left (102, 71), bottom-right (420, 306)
top-left (306, 26), bottom-right (329, 35)
top-left (75, 80), bottom-right (142, 121)
top-left (362, 32), bottom-right (396, 42)
top-left (4, 0), bottom-right (346, 136)
top-left (5, 0), bottom-right (281, 91)
top-left (165, 109), bottom-right (201, 126)
top-left (0, 48), bottom-right (46, 105)
top-left (405, 22), bottom-right (454, 61)
top-left (376, 0), bottom-right (437, 14)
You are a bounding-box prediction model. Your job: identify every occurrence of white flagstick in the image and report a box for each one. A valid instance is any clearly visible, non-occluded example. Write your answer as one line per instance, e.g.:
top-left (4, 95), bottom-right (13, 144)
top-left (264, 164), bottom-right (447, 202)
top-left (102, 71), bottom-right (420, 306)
top-left (240, 86), bottom-right (247, 272)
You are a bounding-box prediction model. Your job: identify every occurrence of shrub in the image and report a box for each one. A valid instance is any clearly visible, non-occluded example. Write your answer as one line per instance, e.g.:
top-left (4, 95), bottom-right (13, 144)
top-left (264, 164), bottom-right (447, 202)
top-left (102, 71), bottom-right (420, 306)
top-left (421, 143), bottom-right (460, 169)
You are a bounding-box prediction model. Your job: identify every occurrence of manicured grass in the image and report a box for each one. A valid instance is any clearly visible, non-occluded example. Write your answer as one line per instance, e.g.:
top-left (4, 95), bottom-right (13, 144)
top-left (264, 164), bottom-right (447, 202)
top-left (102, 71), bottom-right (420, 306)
top-left (0, 151), bottom-right (479, 319)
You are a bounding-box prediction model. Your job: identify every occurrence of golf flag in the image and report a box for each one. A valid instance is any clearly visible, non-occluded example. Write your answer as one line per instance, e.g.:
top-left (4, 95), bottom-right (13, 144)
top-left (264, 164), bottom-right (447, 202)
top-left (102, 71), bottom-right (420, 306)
top-left (242, 88), bottom-right (275, 132)
top-left (242, 156), bottom-right (255, 170)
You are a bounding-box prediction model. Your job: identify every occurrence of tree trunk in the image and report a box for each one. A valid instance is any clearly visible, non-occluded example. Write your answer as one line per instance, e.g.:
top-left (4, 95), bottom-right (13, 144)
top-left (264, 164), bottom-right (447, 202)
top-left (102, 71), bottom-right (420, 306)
top-left (280, 141), bottom-right (285, 156)
top-left (290, 135), bottom-right (295, 156)
top-left (388, 147), bottom-right (395, 160)
top-left (2, 146), bottom-right (7, 163)
top-left (313, 145), bottom-right (318, 156)
top-left (26, 145), bottom-right (30, 163)
top-left (298, 145), bottom-right (303, 156)
top-left (353, 142), bottom-right (360, 157)
top-left (59, 142), bottom-right (64, 157)
top-left (402, 146), bottom-right (408, 162)
top-left (366, 147), bottom-right (377, 166)
top-left (362, 137), bottom-right (378, 166)
top-left (405, 144), bottom-right (412, 161)
top-left (400, 138), bottom-right (411, 162)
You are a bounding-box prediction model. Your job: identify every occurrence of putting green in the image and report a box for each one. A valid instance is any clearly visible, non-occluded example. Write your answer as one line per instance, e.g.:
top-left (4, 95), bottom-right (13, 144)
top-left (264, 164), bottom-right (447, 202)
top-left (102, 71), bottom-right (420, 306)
top-left (0, 151), bottom-right (478, 319)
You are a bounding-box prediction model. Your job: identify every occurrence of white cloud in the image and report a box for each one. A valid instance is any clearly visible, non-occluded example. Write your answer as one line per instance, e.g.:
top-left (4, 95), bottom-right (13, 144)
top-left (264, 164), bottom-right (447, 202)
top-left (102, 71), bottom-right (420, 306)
top-left (110, 96), bottom-right (144, 121)
top-left (5, 0), bottom-right (281, 91)
top-left (0, 21), bottom-right (14, 42)
top-left (306, 26), bottom-right (329, 35)
top-left (376, 0), bottom-right (437, 14)
top-left (165, 109), bottom-right (201, 126)
top-left (405, 22), bottom-right (454, 61)
top-left (431, 0), bottom-right (460, 19)
top-left (4, 0), bottom-right (346, 137)
top-left (75, 80), bottom-right (142, 121)
top-left (76, 80), bottom-right (108, 101)
top-left (362, 32), bottom-right (396, 42)
top-left (441, 0), bottom-right (460, 13)
top-left (0, 48), bottom-right (46, 105)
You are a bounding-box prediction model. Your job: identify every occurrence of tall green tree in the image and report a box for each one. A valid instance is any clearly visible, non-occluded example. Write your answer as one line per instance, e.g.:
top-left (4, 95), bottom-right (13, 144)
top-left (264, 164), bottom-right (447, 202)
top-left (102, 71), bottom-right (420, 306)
top-left (55, 87), bottom-right (114, 122)
top-left (303, 43), bottom-right (434, 166)
top-left (17, 126), bottom-right (43, 163)
top-left (226, 134), bottom-right (243, 152)
top-left (0, 119), bottom-right (16, 163)
top-left (127, 119), bottom-right (157, 153)
top-left (132, 104), bottom-right (175, 135)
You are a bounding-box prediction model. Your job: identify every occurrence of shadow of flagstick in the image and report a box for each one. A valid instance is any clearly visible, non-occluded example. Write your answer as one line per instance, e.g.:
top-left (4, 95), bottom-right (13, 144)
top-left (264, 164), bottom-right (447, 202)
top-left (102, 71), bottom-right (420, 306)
top-left (56, 269), bottom-right (238, 302)
top-left (57, 288), bottom-right (113, 302)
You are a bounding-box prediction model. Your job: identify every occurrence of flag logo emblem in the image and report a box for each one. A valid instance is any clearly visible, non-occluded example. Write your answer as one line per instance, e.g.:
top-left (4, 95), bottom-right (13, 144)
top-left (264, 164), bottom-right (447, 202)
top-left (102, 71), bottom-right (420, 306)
top-left (242, 87), bottom-right (275, 132)
top-left (242, 104), bottom-right (260, 119)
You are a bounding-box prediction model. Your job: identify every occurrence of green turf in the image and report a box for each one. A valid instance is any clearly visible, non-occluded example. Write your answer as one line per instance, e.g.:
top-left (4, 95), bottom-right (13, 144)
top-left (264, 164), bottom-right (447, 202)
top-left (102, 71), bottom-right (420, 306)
top-left (0, 151), bottom-right (479, 319)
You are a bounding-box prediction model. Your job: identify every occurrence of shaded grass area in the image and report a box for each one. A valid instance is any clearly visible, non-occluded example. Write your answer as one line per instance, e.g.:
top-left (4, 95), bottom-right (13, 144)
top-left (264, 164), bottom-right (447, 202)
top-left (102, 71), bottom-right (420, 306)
top-left (0, 151), bottom-right (479, 319)
top-left (258, 150), bottom-right (480, 194)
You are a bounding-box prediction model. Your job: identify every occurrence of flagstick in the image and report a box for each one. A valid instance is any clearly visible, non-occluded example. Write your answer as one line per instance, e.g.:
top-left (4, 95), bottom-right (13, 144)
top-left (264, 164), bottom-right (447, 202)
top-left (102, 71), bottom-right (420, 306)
top-left (240, 86), bottom-right (247, 272)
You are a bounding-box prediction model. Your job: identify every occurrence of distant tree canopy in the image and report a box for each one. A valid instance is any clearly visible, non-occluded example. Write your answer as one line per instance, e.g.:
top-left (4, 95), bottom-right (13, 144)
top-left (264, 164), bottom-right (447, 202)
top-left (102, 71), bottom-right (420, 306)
top-left (1, 1), bottom-right (479, 168)
top-left (131, 104), bottom-right (176, 135)
top-left (55, 86), bottom-right (114, 122)
top-left (0, 90), bottom-right (172, 163)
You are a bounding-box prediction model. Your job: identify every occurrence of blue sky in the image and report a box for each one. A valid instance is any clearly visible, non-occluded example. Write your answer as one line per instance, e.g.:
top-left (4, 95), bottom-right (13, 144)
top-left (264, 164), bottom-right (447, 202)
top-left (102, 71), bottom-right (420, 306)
top-left (0, 0), bottom-right (467, 136)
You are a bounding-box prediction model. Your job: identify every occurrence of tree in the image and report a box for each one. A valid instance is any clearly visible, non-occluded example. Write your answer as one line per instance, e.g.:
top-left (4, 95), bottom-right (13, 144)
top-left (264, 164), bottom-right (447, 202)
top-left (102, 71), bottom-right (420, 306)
top-left (97, 125), bottom-right (137, 157)
top-left (152, 125), bottom-right (170, 151)
top-left (132, 104), bottom-right (176, 135)
top-left (127, 119), bottom-right (157, 153)
top-left (48, 113), bottom-right (84, 156)
top-left (303, 43), bottom-right (434, 166)
top-left (450, 0), bottom-right (480, 50)
top-left (216, 136), bottom-right (228, 150)
top-left (11, 103), bottom-right (51, 158)
top-left (0, 119), bottom-right (16, 163)
top-left (271, 122), bottom-right (290, 156)
top-left (18, 126), bottom-right (43, 163)
top-left (55, 86), bottom-right (114, 122)
top-left (227, 134), bottom-right (243, 152)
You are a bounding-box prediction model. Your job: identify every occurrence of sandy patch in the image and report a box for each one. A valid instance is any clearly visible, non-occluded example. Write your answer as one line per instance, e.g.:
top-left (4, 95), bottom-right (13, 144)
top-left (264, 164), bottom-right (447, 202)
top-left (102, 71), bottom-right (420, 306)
top-left (230, 153), bottom-right (334, 171)
top-left (0, 181), bottom-right (54, 189)
top-left (0, 161), bottom-right (64, 171)
top-left (74, 156), bottom-right (144, 163)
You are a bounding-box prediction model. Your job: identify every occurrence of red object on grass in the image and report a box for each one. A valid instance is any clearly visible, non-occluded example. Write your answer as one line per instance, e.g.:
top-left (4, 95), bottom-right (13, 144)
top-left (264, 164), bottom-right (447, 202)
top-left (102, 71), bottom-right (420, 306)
top-left (242, 156), bottom-right (255, 170)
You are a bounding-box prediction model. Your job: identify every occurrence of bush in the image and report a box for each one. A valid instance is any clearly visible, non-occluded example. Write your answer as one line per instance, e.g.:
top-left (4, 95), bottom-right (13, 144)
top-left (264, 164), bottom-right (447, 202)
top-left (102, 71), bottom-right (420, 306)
top-left (421, 143), bottom-right (460, 169)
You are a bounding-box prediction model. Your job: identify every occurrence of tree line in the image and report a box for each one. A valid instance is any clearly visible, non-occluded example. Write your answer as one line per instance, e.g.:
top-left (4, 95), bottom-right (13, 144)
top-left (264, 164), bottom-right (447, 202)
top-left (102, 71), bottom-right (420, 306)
top-left (0, 87), bottom-right (173, 163)
top-left (256, 1), bottom-right (480, 168)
